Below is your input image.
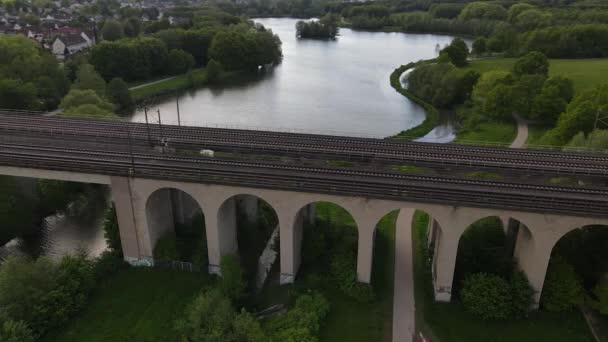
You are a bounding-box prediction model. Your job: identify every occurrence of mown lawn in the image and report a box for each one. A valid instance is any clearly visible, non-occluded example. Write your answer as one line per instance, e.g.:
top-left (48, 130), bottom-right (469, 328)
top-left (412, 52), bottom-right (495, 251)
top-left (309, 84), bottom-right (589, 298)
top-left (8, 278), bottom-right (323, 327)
top-left (412, 210), bottom-right (595, 342)
top-left (467, 58), bottom-right (608, 93)
top-left (455, 122), bottom-right (517, 145)
top-left (45, 268), bottom-right (209, 342)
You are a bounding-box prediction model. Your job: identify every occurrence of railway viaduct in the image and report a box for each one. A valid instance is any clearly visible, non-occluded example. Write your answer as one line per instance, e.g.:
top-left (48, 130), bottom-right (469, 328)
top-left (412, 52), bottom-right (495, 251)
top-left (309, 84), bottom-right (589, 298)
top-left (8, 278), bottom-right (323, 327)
top-left (1, 113), bottom-right (608, 305)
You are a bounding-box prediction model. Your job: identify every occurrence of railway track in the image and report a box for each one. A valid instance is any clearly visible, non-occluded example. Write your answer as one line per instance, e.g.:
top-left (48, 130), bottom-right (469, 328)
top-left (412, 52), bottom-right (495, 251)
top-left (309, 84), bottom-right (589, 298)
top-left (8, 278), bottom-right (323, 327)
top-left (1, 111), bottom-right (608, 177)
top-left (0, 141), bottom-right (606, 218)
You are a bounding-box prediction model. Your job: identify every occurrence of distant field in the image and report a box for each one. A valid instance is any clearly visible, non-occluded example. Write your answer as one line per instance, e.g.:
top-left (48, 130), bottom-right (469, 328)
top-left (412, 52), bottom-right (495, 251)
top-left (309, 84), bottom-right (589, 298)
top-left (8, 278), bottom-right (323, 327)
top-left (467, 58), bottom-right (608, 93)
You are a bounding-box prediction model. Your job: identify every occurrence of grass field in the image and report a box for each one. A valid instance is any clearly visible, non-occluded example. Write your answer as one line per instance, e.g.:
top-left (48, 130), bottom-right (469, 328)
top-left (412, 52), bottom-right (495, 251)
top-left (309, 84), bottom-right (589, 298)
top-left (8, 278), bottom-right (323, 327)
top-left (130, 69), bottom-right (207, 101)
top-left (45, 268), bottom-right (209, 342)
top-left (455, 122), bottom-right (517, 145)
top-left (412, 210), bottom-right (595, 342)
top-left (467, 58), bottom-right (608, 93)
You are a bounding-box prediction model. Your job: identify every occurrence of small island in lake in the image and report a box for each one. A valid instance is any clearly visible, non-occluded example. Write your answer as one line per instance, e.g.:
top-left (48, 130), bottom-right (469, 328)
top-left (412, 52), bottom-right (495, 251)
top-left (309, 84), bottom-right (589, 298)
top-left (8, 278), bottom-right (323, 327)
top-left (296, 15), bottom-right (339, 39)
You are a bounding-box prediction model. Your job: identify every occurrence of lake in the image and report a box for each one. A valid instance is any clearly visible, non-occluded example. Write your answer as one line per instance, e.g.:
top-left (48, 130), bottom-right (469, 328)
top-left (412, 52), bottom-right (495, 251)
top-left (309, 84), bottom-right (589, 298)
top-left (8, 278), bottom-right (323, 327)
top-left (131, 18), bottom-right (460, 140)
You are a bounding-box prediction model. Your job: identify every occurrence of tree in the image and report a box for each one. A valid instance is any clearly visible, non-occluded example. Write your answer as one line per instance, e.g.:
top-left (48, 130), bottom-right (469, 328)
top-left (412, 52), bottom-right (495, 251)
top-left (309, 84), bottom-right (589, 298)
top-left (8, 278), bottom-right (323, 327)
top-left (0, 79), bottom-right (38, 110)
top-left (59, 89), bottom-right (114, 112)
top-left (472, 70), bottom-right (512, 101)
top-left (530, 76), bottom-right (574, 123)
top-left (549, 84), bottom-right (608, 144)
top-left (472, 37), bottom-right (487, 55)
top-left (513, 51), bottom-right (549, 77)
top-left (483, 83), bottom-right (516, 120)
top-left (101, 20), bottom-right (125, 41)
top-left (541, 255), bottom-right (584, 312)
top-left (72, 64), bottom-right (106, 97)
top-left (0, 257), bottom-right (56, 333)
top-left (459, 2), bottom-right (507, 21)
top-left (106, 77), bottom-right (132, 110)
top-left (0, 320), bottom-right (35, 342)
top-left (206, 59), bottom-right (223, 83)
top-left (508, 3), bottom-right (536, 23)
top-left (233, 310), bottom-right (267, 342)
top-left (440, 38), bottom-right (469, 67)
top-left (512, 74), bottom-right (546, 116)
top-left (168, 49), bottom-right (195, 75)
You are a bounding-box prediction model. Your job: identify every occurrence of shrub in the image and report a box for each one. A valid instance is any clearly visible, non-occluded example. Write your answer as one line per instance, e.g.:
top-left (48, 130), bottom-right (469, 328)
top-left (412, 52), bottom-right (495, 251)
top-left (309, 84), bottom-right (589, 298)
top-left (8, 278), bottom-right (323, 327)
top-left (541, 255), bottom-right (584, 312)
top-left (106, 78), bottom-right (133, 111)
top-left (153, 231), bottom-right (178, 262)
top-left (268, 291), bottom-right (330, 340)
top-left (0, 253), bottom-right (96, 335)
top-left (510, 271), bottom-right (535, 317)
top-left (94, 250), bottom-right (127, 280)
top-left (461, 273), bottom-right (512, 320)
top-left (0, 320), bottom-right (35, 342)
top-left (220, 255), bottom-right (245, 301)
top-left (44, 252), bottom-right (96, 329)
top-left (175, 288), bottom-right (235, 341)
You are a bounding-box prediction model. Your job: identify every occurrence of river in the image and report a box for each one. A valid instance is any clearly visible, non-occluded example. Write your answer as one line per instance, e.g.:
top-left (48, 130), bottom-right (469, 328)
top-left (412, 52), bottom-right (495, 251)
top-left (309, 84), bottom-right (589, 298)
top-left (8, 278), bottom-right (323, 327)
top-left (131, 18), bottom-right (460, 141)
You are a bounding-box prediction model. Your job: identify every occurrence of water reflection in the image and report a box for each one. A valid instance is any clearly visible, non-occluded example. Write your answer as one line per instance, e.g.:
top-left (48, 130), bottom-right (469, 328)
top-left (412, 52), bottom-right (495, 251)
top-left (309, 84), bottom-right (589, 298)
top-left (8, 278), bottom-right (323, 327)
top-left (132, 18), bottom-right (462, 140)
top-left (0, 189), bottom-right (108, 262)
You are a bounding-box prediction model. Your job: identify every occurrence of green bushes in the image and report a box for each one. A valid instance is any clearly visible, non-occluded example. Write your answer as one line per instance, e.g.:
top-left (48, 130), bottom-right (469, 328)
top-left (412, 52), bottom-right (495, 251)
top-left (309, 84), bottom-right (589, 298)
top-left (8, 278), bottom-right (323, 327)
top-left (220, 255), bottom-right (245, 301)
top-left (594, 276), bottom-right (608, 315)
top-left (175, 288), bottom-right (261, 341)
top-left (0, 320), bottom-right (35, 342)
top-left (461, 273), bottom-right (512, 320)
top-left (175, 287), bottom-right (329, 342)
top-left (330, 251), bottom-right (375, 303)
top-left (0, 253), bottom-right (96, 337)
top-left (407, 63), bottom-right (479, 108)
top-left (461, 271), bottom-right (535, 320)
top-left (541, 255), bottom-right (584, 312)
top-left (267, 291), bottom-right (330, 341)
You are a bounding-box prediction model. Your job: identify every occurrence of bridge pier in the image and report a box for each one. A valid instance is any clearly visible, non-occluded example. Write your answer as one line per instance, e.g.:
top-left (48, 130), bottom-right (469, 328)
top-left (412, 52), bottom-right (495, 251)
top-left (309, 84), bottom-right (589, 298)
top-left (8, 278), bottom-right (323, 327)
top-left (110, 176), bottom-right (153, 266)
top-left (432, 227), bottom-right (460, 302)
top-left (279, 206), bottom-right (303, 284)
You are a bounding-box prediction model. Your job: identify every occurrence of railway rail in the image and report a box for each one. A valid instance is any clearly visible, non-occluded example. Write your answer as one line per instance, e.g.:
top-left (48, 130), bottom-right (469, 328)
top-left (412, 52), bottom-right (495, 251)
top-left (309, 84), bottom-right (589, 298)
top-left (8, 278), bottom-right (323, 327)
top-left (0, 141), bottom-right (606, 218)
top-left (0, 111), bottom-right (607, 177)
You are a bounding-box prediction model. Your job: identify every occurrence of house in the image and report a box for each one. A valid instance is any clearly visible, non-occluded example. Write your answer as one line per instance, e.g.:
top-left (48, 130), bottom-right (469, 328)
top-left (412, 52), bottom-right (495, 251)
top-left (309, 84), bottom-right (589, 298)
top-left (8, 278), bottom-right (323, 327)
top-left (51, 32), bottom-right (94, 60)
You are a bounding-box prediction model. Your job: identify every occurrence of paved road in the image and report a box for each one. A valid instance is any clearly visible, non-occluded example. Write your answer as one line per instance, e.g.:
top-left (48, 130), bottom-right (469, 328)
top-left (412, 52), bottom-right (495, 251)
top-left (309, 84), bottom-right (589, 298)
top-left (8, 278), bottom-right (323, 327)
top-left (510, 112), bottom-right (529, 149)
top-left (393, 208), bottom-right (416, 342)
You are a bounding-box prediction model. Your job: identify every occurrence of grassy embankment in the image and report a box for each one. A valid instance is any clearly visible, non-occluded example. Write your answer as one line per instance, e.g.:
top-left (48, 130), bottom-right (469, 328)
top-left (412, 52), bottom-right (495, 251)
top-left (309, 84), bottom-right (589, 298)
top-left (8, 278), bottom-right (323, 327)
top-left (45, 268), bottom-right (209, 342)
top-left (46, 203), bottom-right (397, 342)
top-left (389, 61), bottom-right (440, 139)
top-left (412, 210), bottom-right (595, 342)
top-left (129, 69), bottom-right (207, 102)
top-left (463, 58), bottom-right (608, 146)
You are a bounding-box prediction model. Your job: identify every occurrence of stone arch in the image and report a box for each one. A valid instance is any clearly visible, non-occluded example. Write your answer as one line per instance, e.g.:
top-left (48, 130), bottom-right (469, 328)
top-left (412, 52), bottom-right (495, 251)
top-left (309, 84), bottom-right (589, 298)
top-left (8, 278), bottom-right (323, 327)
top-left (215, 193), bottom-right (280, 287)
top-left (286, 201), bottom-right (359, 283)
top-left (450, 215), bottom-right (534, 299)
top-left (144, 187), bottom-right (206, 261)
top-left (539, 224), bottom-right (608, 306)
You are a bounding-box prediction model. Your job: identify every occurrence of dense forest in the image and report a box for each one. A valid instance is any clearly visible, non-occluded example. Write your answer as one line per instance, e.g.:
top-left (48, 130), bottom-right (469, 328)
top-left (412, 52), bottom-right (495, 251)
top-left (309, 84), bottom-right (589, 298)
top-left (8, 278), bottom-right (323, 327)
top-left (225, 0), bottom-right (608, 58)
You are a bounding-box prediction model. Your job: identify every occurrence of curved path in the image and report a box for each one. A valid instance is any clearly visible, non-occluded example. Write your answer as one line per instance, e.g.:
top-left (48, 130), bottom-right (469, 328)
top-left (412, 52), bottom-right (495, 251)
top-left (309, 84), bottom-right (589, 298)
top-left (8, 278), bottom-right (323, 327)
top-left (510, 112), bottom-right (529, 149)
top-left (392, 208), bottom-right (416, 342)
